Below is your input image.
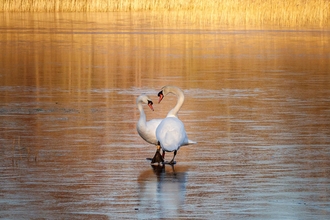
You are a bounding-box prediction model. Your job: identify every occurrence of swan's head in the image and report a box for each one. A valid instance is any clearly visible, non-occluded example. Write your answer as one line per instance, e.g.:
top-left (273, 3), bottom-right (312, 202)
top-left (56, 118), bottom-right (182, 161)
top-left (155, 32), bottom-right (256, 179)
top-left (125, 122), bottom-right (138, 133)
top-left (158, 85), bottom-right (183, 103)
top-left (158, 90), bottom-right (164, 103)
top-left (137, 94), bottom-right (154, 111)
top-left (147, 99), bottom-right (154, 111)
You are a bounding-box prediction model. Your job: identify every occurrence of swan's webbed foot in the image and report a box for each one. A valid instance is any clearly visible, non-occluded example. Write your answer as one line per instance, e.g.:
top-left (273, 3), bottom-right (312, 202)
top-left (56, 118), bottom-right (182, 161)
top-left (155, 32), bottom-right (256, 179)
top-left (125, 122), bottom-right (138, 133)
top-left (169, 159), bottom-right (176, 165)
top-left (151, 151), bottom-right (164, 164)
top-left (147, 146), bottom-right (164, 164)
top-left (163, 160), bottom-right (176, 165)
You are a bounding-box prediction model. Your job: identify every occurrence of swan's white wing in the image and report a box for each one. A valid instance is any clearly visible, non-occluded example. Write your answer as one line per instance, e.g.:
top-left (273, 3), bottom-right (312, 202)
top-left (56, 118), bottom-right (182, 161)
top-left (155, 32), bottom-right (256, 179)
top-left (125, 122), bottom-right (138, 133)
top-left (138, 118), bottom-right (162, 145)
top-left (156, 117), bottom-right (188, 152)
top-left (146, 118), bottom-right (162, 130)
top-left (145, 118), bottom-right (162, 143)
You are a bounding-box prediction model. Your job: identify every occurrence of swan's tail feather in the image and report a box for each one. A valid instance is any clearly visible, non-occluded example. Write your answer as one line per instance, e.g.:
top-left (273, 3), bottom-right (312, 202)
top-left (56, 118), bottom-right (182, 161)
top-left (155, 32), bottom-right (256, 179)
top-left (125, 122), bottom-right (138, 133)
top-left (188, 139), bottom-right (197, 144)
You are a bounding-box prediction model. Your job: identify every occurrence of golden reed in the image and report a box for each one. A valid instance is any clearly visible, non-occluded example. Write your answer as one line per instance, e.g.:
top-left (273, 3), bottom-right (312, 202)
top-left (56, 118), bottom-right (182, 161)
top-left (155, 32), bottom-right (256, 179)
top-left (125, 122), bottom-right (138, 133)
top-left (1, 0), bottom-right (329, 27)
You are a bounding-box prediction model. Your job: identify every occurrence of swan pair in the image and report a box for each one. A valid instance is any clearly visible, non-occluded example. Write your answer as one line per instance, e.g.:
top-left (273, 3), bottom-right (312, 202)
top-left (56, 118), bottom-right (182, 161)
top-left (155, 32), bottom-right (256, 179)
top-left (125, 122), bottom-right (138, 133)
top-left (136, 85), bottom-right (196, 164)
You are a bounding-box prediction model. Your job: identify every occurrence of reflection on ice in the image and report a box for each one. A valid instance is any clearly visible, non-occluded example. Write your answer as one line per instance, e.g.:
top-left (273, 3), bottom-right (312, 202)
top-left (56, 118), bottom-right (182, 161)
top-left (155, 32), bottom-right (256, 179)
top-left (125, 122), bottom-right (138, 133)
top-left (137, 165), bottom-right (188, 219)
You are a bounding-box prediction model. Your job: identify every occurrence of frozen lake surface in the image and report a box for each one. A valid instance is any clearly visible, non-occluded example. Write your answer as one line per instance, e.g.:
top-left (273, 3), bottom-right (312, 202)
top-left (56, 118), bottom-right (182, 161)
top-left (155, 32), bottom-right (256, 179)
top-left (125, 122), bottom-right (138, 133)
top-left (0, 12), bottom-right (329, 219)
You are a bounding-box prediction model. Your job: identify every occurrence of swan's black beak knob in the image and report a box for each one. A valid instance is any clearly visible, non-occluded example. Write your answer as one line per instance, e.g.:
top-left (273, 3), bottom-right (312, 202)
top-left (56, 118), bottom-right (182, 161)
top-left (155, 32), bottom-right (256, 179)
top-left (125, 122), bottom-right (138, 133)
top-left (147, 100), bottom-right (154, 111)
top-left (158, 91), bottom-right (164, 103)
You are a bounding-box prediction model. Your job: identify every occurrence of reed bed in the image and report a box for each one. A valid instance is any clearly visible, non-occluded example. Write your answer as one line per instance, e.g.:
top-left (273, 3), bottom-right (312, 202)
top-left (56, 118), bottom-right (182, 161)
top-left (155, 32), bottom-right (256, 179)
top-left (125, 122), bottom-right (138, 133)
top-left (1, 0), bottom-right (329, 27)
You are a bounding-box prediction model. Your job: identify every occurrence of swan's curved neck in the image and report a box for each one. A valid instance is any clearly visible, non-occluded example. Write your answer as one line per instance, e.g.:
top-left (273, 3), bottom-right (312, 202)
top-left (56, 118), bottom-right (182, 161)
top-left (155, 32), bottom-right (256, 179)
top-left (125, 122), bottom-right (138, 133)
top-left (137, 100), bottom-right (147, 126)
top-left (166, 87), bottom-right (184, 117)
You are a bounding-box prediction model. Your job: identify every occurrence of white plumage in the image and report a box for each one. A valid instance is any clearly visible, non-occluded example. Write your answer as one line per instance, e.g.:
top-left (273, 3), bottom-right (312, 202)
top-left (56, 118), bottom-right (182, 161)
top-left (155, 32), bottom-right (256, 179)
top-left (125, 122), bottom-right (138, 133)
top-left (156, 86), bottom-right (196, 164)
top-left (136, 94), bottom-right (162, 146)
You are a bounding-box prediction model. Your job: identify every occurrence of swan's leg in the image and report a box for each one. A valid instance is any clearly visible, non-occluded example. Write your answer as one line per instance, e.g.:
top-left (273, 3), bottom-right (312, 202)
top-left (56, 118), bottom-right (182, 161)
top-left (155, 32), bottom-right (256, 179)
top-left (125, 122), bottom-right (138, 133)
top-left (169, 150), bottom-right (177, 165)
top-left (150, 146), bottom-right (164, 164)
top-left (157, 141), bottom-right (165, 160)
top-left (157, 144), bottom-right (164, 159)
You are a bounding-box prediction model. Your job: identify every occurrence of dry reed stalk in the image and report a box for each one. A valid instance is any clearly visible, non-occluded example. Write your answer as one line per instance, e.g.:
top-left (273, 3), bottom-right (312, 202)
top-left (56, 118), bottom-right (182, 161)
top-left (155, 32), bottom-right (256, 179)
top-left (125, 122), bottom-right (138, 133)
top-left (0, 0), bottom-right (329, 27)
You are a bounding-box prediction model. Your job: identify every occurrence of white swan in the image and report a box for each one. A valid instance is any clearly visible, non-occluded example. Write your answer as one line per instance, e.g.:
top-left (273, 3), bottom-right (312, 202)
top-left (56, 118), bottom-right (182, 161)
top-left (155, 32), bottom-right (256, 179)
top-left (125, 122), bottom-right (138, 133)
top-left (136, 94), bottom-right (163, 163)
top-left (156, 86), bottom-right (196, 164)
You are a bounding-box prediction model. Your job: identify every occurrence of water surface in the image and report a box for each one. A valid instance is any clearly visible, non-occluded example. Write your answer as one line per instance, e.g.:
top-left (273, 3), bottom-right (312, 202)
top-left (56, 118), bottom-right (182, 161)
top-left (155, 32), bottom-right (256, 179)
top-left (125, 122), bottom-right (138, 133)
top-left (0, 12), bottom-right (330, 219)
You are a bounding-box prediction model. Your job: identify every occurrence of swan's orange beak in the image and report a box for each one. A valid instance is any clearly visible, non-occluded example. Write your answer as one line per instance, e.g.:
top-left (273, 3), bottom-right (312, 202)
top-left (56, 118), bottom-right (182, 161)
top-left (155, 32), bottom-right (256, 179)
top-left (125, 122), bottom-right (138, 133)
top-left (158, 91), bottom-right (164, 103)
top-left (147, 100), bottom-right (154, 111)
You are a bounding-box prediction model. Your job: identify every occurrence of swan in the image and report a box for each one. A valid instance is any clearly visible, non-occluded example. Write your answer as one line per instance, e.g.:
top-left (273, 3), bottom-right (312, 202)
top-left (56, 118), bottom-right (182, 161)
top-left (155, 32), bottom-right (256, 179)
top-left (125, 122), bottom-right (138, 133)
top-left (136, 94), bottom-right (164, 164)
top-left (156, 86), bottom-right (196, 164)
